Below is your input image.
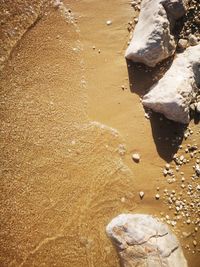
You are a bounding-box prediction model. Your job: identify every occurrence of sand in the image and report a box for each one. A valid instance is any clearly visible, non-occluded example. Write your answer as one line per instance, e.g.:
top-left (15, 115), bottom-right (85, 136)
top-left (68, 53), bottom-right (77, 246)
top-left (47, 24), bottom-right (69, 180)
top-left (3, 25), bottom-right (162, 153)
top-left (0, 0), bottom-right (199, 266)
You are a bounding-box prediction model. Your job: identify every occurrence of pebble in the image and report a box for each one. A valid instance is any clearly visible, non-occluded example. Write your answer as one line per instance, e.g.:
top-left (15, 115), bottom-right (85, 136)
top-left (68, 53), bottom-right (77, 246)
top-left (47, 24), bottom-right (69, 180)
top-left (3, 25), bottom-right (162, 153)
top-left (171, 221), bottom-right (177, 227)
top-left (188, 34), bottom-right (198, 46)
top-left (139, 191), bottom-right (144, 199)
top-left (195, 164), bottom-right (200, 176)
top-left (121, 197), bottom-right (126, 203)
top-left (193, 240), bottom-right (197, 247)
top-left (155, 194), bottom-right (160, 200)
top-left (163, 169), bottom-right (168, 176)
top-left (106, 20), bottom-right (112, 26)
top-left (178, 39), bottom-right (188, 50)
top-left (196, 102), bottom-right (200, 113)
top-left (132, 153), bottom-right (140, 163)
top-left (165, 163), bottom-right (170, 170)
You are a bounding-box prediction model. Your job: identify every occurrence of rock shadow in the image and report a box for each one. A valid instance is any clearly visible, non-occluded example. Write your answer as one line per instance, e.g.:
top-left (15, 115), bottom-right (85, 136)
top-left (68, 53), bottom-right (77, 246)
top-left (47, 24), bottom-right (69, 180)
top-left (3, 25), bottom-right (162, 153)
top-left (126, 58), bottom-right (187, 162)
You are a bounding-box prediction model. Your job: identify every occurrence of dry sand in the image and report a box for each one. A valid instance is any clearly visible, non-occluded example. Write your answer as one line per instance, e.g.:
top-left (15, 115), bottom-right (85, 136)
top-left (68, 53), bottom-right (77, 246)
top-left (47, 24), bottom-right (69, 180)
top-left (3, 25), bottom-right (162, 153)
top-left (0, 0), bottom-right (199, 266)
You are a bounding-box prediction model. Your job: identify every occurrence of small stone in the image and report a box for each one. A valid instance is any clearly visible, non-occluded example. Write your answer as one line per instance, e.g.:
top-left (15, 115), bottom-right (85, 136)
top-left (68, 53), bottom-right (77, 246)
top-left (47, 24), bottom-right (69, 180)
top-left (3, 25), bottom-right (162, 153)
top-left (163, 169), bottom-right (168, 176)
top-left (196, 102), bottom-right (200, 113)
top-left (132, 153), bottom-right (140, 163)
top-left (171, 221), bottom-right (177, 227)
top-left (139, 191), bottom-right (145, 199)
top-left (190, 103), bottom-right (196, 111)
top-left (53, 0), bottom-right (62, 8)
top-left (195, 164), bottom-right (200, 176)
top-left (186, 219), bottom-right (191, 224)
top-left (193, 240), bottom-right (197, 247)
top-left (144, 112), bottom-right (150, 119)
top-left (121, 197), bottom-right (126, 203)
top-left (106, 20), bottom-right (112, 26)
top-left (155, 194), bottom-right (160, 200)
top-left (176, 166), bottom-right (180, 171)
top-left (178, 39), bottom-right (188, 50)
top-left (165, 163), bottom-right (170, 170)
top-left (188, 34), bottom-right (198, 46)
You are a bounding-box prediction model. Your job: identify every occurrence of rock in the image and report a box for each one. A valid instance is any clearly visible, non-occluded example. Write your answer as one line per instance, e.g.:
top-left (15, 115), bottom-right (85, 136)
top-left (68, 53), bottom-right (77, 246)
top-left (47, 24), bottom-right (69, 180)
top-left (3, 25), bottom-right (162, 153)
top-left (139, 191), bottom-right (145, 199)
top-left (165, 163), bottom-right (171, 170)
top-left (132, 153), bottom-right (140, 163)
top-left (155, 193), bottom-right (160, 199)
top-left (162, 0), bottom-right (187, 20)
top-left (106, 20), bottom-right (112, 26)
top-left (193, 240), bottom-right (197, 247)
top-left (142, 45), bottom-right (200, 124)
top-left (196, 102), bottom-right (200, 113)
top-left (195, 164), bottom-right (200, 176)
top-left (106, 214), bottom-right (188, 267)
top-left (178, 39), bottom-right (188, 50)
top-left (188, 34), bottom-right (198, 46)
top-left (125, 0), bottom-right (187, 67)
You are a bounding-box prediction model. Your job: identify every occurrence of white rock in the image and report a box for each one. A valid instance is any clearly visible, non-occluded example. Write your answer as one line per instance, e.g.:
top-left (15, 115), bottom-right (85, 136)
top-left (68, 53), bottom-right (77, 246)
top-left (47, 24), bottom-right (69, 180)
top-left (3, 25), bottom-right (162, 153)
top-left (125, 0), bottom-right (187, 67)
top-left (106, 20), bottom-right (112, 26)
top-left (142, 45), bottom-right (200, 124)
top-left (155, 193), bottom-right (160, 199)
top-left (132, 153), bottom-right (140, 162)
top-left (106, 214), bottom-right (188, 267)
top-left (139, 191), bottom-right (145, 199)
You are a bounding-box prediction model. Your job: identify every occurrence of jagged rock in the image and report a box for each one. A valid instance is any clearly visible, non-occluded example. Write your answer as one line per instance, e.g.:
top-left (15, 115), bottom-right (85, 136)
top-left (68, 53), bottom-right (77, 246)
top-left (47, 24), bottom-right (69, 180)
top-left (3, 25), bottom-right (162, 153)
top-left (125, 0), bottom-right (187, 67)
top-left (106, 214), bottom-right (188, 267)
top-left (142, 45), bottom-right (200, 124)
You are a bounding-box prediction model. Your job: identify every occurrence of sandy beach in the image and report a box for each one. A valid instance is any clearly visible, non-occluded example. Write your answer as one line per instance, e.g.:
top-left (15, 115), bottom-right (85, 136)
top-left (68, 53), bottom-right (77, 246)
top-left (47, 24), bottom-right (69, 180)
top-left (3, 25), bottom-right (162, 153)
top-left (0, 0), bottom-right (199, 266)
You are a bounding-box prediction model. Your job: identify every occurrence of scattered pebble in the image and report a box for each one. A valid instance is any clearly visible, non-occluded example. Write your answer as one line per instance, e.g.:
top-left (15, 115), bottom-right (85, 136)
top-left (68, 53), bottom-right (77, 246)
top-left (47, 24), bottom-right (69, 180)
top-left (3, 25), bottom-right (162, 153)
top-left (106, 20), bottom-right (112, 26)
top-left (155, 194), bottom-right (160, 200)
top-left (178, 39), bottom-right (188, 50)
top-left (139, 191), bottom-right (144, 199)
top-left (193, 240), bottom-right (197, 247)
top-left (132, 153), bottom-right (140, 163)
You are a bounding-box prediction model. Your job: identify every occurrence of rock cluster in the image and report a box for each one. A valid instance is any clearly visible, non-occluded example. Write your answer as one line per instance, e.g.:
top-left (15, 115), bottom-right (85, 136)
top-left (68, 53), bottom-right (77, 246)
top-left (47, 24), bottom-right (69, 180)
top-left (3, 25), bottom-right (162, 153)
top-left (126, 0), bottom-right (187, 67)
top-left (142, 44), bottom-right (200, 124)
top-left (178, 0), bottom-right (200, 45)
top-left (156, 127), bottom-right (200, 252)
top-left (106, 214), bottom-right (188, 267)
top-left (127, 0), bottom-right (200, 123)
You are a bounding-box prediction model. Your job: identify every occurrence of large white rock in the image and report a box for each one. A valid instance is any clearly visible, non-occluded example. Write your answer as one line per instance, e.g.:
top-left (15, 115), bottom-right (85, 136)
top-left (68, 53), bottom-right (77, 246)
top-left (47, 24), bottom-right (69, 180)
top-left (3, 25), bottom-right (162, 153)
top-left (125, 0), bottom-right (187, 67)
top-left (142, 45), bottom-right (200, 124)
top-left (106, 214), bottom-right (188, 267)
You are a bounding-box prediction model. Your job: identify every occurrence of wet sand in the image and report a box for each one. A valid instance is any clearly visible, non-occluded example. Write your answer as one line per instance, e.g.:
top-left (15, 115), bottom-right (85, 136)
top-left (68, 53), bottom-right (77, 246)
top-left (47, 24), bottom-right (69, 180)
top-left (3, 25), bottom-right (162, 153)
top-left (0, 0), bottom-right (199, 266)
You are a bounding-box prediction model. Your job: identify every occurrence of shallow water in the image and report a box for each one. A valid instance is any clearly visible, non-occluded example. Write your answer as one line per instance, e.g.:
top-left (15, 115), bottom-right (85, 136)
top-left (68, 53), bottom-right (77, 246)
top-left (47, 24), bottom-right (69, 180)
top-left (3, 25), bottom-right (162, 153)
top-left (0, 1), bottom-right (199, 266)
